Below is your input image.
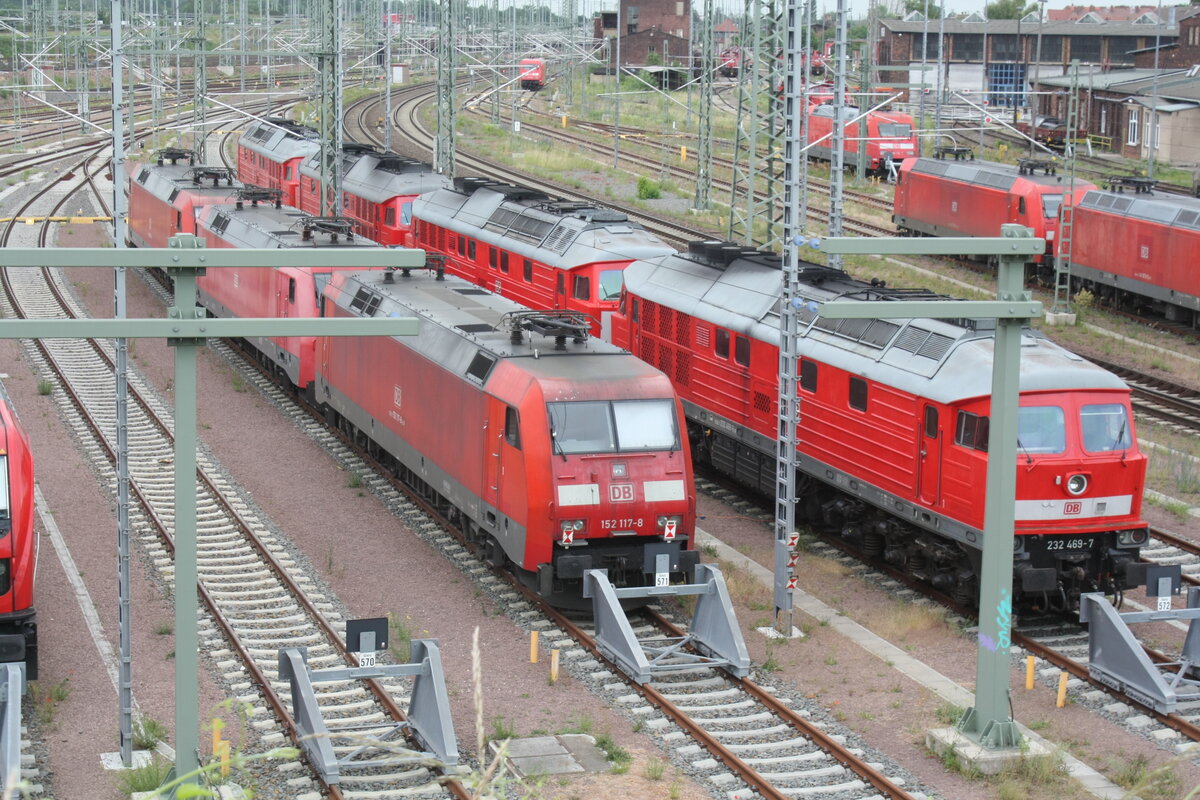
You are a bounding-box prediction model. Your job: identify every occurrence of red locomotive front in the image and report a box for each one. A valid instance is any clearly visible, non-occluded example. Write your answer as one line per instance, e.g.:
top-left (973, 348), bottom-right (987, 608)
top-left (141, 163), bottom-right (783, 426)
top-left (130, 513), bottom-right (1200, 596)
top-left (0, 388), bottom-right (36, 677)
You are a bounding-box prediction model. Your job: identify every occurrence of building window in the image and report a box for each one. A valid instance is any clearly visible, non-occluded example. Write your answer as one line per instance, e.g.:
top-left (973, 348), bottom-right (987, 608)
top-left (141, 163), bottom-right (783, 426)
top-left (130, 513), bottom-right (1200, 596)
top-left (1127, 108), bottom-right (1139, 145)
top-left (849, 377), bottom-right (868, 411)
top-left (675, 1), bottom-right (684, 14)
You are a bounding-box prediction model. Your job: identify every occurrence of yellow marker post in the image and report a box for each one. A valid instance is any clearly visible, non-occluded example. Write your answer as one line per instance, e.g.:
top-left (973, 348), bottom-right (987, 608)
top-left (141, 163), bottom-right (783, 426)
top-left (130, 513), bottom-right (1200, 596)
top-left (530, 630), bottom-right (539, 663)
top-left (680, 146), bottom-right (688, 163)
top-left (561, 115), bottom-right (568, 128)
top-left (1026, 656), bottom-right (1035, 690)
top-left (550, 649), bottom-right (560, 684)
top-left (1056, 671), bottom-right (1069, 707)
top-left (218, 740), bottom-right (231, 777)
top-left (211, 718), bottom-right (224, 755)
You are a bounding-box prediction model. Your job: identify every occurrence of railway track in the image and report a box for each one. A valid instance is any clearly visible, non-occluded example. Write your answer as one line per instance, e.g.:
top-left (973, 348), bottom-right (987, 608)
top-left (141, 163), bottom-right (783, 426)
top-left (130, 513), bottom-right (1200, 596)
top-left (1087, 356), bottom-right (1200, 437)
top-left (0, 135), bottom-right (471, 799)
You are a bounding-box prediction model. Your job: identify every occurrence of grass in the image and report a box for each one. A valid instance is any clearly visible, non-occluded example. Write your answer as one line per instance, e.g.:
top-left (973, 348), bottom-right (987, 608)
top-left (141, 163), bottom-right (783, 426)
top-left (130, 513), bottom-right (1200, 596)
top-left (863, 600), bottom-right (948, 640)
top-left (229, 372), bottom-right (247, 393)
top-left (593, 732), bottom-right (632, 773)
top-left (487, 715), bottom-right (517, 745)
top-left (154, 622), bottom-right (172, 636)
top-left (132, 716), bottom-right (169, 751)
top-left (346, 472), bottom-right (363, 489)
top-left (116, 755), bottom-right (172, 796)
top-left (934, 702), bottom-right (964, 726)
top-left (29, 678), bottom-right (70, 727)
top-left (1107, 754), bottom-right (1182, 800)
top-left (387, 612), bottom-right (412, 661)
top-left (643, 758), bottom-right (665, 781)
top-left (36, 380), bottom-right (53, 395)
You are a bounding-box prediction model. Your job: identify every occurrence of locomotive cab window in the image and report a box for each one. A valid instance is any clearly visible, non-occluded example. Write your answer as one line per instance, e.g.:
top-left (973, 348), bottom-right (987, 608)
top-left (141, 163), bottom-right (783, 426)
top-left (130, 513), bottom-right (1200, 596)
top-left (287, 278), bottom-right (296, 304)
top-left (504, 406), bottom-right (521, 449)
top-left (384, 207), bottom-right (396, 226)
top-left (1018, 197), bottom-right (1027, 215)
top-left (849, 377), bottom-right (868, 411)
top-left (1081, 403), bottom-right (1132, 453)
top-left (955, 411), bottom-right (990, 452)
top-left (556, 274), bottom-right (565, 295)
top-left (572, 275), bottom-right (591, 301)
top-left (599, 269), bottom-right (623, 301)
top-left (715, 329), bottom-right (730, 359)
top-left (734, 336), bottom-right (750, 367)
top-left (401, 202), bottom-right (413, 225)
top-left (0, 455), bottom-right (9, 521)
top-left (1042, 194), bottom-right (1062, 219)
top-left (800, 359), bottom-right (818, 392)
top-left (547, 399), bottom-right (679, 454)
top-left (1018, 405), bottom-right (1065, 453)
top-left (523, 259), bottom-right (533, 282)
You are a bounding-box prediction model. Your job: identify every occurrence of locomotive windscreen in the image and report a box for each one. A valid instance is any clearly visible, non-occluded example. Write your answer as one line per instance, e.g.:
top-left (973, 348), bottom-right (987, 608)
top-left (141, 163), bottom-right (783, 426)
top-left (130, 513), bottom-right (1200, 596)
top-left (877, 123), bottom-right (912, 138)
top-left (548, 399), bottom-right (679, 454)
top-left (1042, 194), bottom-right (1063, 219)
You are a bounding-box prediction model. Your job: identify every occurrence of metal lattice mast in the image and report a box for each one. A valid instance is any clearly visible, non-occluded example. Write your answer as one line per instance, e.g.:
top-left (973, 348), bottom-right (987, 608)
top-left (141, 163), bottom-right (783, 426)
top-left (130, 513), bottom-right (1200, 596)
top-left (728, 0), bottom-right (785, 247)
top-left (490, 0), bottom-right (500, 124)
top-left (692, 0), bottom-right (713, 211)
top-left (560, 0), bottom-right (576, 108)
top-left (435, 0), bottom-right (457, 176)
top-left (384, 0), bottom-right (393, 150)
top-left (317, 0), bottom-right (344, 216)
top-left (193, 0), bottom-right (208, 162)
top-left (775, 0), bottom-right (809, 638)
top-left (827, 0), bottom-right (848, 270)
top-left (239, 0), bottom-right (248, 94)
top-left (31, 0), bottom-right (46, 93)
top-left (1052, 61), bottom-right (1081, 315)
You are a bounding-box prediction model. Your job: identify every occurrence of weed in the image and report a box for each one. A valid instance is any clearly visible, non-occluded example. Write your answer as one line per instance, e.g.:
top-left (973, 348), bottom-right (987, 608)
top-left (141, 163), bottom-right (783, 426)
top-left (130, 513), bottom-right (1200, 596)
top-left (488, 716), bottom-right (516, 744)
top-left (1026, 719), bottom-right (1050, 731)
top-left (701, 543), bottom-right (719, 558)
top-left (644, 758), bottom-right (665, 781)
top-left (631, 719), bottom-right (644, 733)
top-left (824, 653), bottom-right (838, 666)
top-left (132, 716), bottom-right (169, 750)
top-left (934, 702), bottom-right (964, 726)
top-left (859, 711), bottom-right (875, 720)
top-left (116, 754), bottom-right (173, 795)
top-left (557, 714), bottom-right (594, 735)
top-left (155, 622), bottom-right (172, 636)
top-left (636, 176), bottom-right (661, 199)
top-left (865, 601), bottom-right (948, 639)
top-left (166, 649), bottom-right (175, 660)
top-left (1108, 754), bottom-right (1181, 800)
top-left (36, 380), bottom-right (53, 395)
top-left (230, 373), bottom-right (247, 393)
top-left (347, 472), bottom-right (363, 489)
top-left (29, 678), bottom-right (70, 726)
top-left (669, 778), bottom-right (683, 799)
top-left (387, 612), bottom-right (412, 661)
top-left (593, 733), bottom-right (632, 773)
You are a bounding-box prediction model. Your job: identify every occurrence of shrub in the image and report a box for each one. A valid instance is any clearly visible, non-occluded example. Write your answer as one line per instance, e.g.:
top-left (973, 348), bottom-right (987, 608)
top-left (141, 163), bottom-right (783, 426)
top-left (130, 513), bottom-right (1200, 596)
top-left (636, 176), bottom-right (661, 200)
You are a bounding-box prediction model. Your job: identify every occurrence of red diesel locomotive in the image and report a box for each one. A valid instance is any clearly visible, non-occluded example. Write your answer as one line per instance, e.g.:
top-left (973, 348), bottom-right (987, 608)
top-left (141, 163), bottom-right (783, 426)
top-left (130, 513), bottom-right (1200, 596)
top-left (0, 383), bottom-right (37, 678)
top-left (318, 270), bottom-right (697, 601)
top-left (893, 156), bottom-right (1098, 269)
top-left (1066, 189), bottom-right (1200, 327)
top-left (237, 118), bottom-right (319, 208)
top-left (614, 241), bottom-right (1148, 609)
top-left (410, 178), bottom-right (676, 341)
top-left (296, 143), bottom-right (446, 246)
top-left (804, 103), bottom-right (918, 174)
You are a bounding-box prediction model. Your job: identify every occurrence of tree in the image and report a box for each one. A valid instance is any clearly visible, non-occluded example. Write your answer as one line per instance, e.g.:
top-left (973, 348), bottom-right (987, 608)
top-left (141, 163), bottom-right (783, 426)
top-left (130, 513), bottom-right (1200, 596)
top-left (903, 0), bottom-right (943, 19)
top-left (985, 0), bottom-right (1037, 19)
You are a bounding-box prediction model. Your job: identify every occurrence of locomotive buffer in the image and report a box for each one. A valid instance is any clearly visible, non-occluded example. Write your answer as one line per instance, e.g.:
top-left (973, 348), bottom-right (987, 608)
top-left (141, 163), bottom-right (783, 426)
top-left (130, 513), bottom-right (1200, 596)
top-left (817, 225), bottom-right (1044, 768)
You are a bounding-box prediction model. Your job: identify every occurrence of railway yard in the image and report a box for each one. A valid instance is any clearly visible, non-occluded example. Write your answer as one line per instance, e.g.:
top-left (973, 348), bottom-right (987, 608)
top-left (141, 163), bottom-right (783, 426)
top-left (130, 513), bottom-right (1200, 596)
top-left (3, 8), bottom-right (1200, 800)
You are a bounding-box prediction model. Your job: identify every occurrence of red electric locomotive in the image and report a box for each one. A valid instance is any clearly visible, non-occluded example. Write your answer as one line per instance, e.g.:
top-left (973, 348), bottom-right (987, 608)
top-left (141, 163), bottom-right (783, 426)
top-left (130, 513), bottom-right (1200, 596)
top-left (804, 103), bottom-right (918, 174)
top-left (317, 269), bottom-right (697, 603)
top-left (194, 198), bottom-right (381, 393)
top-left (410, 178), bottom-right (676, 341)
top-left (893, 156), bottom-right (1097, 270)
top-left (295, 144), bottom-right (445, 246)
top-left (0, 383), bottom-right (37, 678)
top-left (519, 58), bottom-right (545, 91)
top-left (614, 241), bottom-right (1148, 610)
top-left (1066, 189), bottom-right (1200, 327)
top-left (126, 150), bottom-right (240, 247)
top-left (718, 47), bottom-right (745, 78)
top-left (237, 118), bottom-right (319, 207)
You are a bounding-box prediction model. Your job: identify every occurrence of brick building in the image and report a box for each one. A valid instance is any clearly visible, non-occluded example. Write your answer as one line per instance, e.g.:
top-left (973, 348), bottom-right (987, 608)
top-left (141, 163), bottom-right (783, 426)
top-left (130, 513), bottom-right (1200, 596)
top-left (593, 0), bottom-right (692, 41)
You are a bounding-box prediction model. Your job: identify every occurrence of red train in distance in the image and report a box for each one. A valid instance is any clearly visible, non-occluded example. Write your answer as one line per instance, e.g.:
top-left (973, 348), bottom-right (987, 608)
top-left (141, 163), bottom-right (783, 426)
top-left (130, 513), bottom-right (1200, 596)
top-left (410, 177), bottom-right (676, 341)
top-left (718, 47), bottom-right (745, 78)
top-left (893, 156), bottom-right (1097, 268)
top-left (295, 143), bottom-right (446, 246)
top-left (612, 241), bottom-right (1149, 610)
top-left (1066, 189), bottom-right (1200, 326)
top-left (126, 149), bottom-right (240, 247)
top-left (237, 118), bottom-right (319, 208)
top-left (319, 270), bottom-right (696, 602)
top-left (519, 58), bottom-right (545, 91)
top-left (804, 102), bottom-right (918, 174)
top-left (0, 383), bottom-right (37, 678)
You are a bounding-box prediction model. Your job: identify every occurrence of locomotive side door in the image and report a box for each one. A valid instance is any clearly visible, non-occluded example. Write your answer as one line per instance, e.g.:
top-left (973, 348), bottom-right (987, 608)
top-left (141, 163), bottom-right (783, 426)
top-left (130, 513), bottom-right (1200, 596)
top-left (918, 404), bottom-right (941, 505)
top-left (484, 400), bottom-right (505, 511)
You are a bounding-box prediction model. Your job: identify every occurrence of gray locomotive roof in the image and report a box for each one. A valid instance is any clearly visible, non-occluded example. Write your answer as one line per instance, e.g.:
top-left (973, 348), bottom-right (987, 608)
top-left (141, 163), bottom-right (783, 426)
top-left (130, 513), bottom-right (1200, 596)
top-left (132, 162), bottom-right (241, 204)
top-left (332, 270), bottom-right (638, 382)
top-left (907, 157), bottom-right (1088, 191)
top-left (412, 186), bottom-right (676, 269)
top-left (1079, 189), bottom-right (1200, 230)
top-left (199, 203), bottom-right (382, 250)
top-left (298, 150), bottom-right (447, 204)
top-left (623, 251), bottom-right (1126, 405)
top-left (239, 120), bottom-right (319, 162)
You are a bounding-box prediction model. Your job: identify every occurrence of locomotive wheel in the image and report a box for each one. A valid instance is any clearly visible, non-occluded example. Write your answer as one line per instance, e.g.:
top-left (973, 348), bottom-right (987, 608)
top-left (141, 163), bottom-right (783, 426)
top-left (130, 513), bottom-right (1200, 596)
top-left (488, 537), bottom-right (506, 567)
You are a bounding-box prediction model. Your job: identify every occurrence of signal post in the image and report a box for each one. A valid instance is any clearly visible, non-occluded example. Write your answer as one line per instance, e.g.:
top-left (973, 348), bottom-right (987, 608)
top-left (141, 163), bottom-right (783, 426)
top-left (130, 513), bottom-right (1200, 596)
top-left (815, 225), bottom-right (1044, 767)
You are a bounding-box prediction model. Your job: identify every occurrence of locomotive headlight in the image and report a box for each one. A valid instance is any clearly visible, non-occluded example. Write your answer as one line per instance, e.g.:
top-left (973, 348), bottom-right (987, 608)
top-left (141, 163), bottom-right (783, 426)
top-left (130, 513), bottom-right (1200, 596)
top-left (1065, 473), bottom-right (1089, 496)
top-left (560, 520), bottom-right (584, 531)
top-left (657, 516), bottom-right (682, 529)
top-left (572, 520), bottom-right (585, 531)
top-left (1118, 529), bottom-right (1149, 547)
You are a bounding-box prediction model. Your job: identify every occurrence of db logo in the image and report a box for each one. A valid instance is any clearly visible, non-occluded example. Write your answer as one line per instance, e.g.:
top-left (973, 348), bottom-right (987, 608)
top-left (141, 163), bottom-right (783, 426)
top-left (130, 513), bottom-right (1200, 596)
top-left (1063, 501), bottom-right (1083, 515)
top-left (609, 483), bottom-right (635, 502)
top-left (1139, 245), bottom-right (1150, 260)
